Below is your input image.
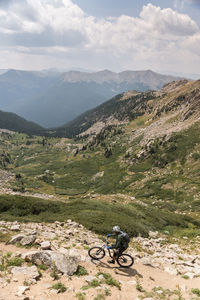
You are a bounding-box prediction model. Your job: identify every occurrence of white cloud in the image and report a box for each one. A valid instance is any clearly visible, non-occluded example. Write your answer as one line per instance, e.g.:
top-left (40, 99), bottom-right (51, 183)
top-left (140, 3), bottom-right (198, 36)
top-left (0, 0), bottom-right (199, 74)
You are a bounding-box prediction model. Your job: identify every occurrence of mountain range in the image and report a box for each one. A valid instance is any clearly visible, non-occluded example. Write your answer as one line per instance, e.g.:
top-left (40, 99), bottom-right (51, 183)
top-left (0, 69), bottom-right (181, 128)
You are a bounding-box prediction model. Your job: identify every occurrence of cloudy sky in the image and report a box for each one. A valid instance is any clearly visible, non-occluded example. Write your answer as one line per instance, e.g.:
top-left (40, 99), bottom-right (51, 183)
top-left (0, 0), bottom-right (200, 76)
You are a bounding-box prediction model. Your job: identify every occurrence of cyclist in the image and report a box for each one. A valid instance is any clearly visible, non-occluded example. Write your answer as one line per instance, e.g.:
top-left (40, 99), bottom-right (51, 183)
top-left (107, 226), bottom-right (130, 264)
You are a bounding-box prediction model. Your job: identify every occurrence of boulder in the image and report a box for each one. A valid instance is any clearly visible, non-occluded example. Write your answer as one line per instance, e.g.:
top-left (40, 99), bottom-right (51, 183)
top-left (17, 286), bottom-right (30, 297)
top-left (40, 241), bottom-right (51, 250)
top-left (11, 266), bottom-right (40, 280)
top-left (23, 251), bottom-right (52, 266)
top-left (24, 250), bottom-right (79, 276)
top-left (6, 234), bottom-right (25, 245)
top-left (50, 251), bottom-right (79, 276)
top-left (10, 225), bottom-right (20, 231)
top-left (20, 235), bottom-right (36, 246)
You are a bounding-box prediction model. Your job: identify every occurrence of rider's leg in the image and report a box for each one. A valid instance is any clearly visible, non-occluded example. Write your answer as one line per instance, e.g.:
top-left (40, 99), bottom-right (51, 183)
top-left (108, 248), bottom-right (122, 264)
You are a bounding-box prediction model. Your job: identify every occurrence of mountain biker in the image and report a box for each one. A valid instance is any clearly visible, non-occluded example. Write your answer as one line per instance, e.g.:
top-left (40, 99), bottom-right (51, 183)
top-left (107, 226), bottom-right (130, 264)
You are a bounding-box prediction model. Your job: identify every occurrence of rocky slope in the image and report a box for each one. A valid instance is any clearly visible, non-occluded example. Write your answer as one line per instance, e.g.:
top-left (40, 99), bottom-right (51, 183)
top-left (0, 220), bottom-right (200, 300)
top-left (55, 79), bottom-right (199, 138)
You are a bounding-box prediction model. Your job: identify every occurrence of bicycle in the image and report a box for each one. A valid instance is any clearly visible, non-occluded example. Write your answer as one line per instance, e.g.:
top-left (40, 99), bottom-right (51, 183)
top-left (88, 235), bottom-right (134, 268)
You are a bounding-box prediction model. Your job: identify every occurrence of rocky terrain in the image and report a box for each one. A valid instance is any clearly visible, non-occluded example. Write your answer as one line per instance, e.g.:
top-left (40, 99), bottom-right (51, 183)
top-left (0, 220), bottom-right (200, 300)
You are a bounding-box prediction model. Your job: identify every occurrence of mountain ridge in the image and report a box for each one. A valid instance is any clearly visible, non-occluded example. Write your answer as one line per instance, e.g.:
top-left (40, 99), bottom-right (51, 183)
top-left (0, 110), bottom-right (45, 135)
top-left (0, 69), bottom-right (182, 127)
top-left (55, 79), bottom-right (200, 138)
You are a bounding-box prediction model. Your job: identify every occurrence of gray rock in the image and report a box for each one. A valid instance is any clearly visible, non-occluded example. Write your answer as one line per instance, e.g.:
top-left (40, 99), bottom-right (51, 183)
top-left (164, 266), bottom-right (178, 276)
top-left (50, 289), bottom-right (59, 294)
top-left (21, 235), bottom-right (36, 246)
top-left (24, 250), bottom-right (79, 276)
top-left (40, 241), bottom-right (51, 250)
top-left (50, 251), bottom-right (79, 276)
top-left (17, 286), bottom-right (30, 297)
top-left (23, 251), bottom-right (52, 266)
top-left (7, 234), bottom-right (25, 245)
top-left (10, 225), bottom-right (20, 231)
top-left (85, 275), bottom-right (96, 283)
top-left (41, 231), bottom-right (57, 240)
top-left (148, 231), bottom-right (158, 238)
top-left (11, 266), bottom-right (40, 280)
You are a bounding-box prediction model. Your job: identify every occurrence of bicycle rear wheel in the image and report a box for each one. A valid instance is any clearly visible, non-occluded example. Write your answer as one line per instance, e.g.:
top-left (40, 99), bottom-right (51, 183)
top-left (117, 254), bottom-right (134, 268)
top-left (88, 247), bottom-right (105, 260)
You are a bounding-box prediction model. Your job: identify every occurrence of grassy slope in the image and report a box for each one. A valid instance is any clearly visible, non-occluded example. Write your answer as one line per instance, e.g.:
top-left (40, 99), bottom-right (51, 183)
top-left (0, 194), bottom-right (199, 237)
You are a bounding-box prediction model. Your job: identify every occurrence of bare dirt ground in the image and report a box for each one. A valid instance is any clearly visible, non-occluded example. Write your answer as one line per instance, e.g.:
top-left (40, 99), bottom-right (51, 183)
top-left (1, 241), bottom-right (200, 300)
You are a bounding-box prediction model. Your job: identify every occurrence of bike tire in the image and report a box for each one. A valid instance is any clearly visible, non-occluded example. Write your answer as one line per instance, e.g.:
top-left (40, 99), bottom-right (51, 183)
top-left (117, 254), bottom-right (134, 268)
top-left (88, 247), bottom-right (106, 260)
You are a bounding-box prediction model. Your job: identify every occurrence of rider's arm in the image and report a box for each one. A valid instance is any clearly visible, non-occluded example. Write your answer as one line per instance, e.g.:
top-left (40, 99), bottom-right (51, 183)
top-left (107, 233), bottom-right (115, 237)
top-left (107, 233), bottom-right (116, 249)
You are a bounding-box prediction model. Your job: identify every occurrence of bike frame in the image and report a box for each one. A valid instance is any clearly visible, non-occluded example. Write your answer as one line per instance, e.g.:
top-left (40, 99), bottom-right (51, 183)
top-left (100, 236), bottom-right (115, 258)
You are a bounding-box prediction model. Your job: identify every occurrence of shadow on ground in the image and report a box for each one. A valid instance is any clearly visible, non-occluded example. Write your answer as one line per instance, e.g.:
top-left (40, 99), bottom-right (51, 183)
top-left (90, 259), bottom-right (143, 278)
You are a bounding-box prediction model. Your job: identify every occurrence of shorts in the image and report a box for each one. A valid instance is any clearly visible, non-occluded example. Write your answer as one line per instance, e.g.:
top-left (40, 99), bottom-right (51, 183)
top-left (113, 246), bottom-right (128, 258)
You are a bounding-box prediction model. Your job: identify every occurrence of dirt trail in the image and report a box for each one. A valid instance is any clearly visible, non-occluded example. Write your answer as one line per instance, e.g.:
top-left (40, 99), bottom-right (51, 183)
top-left (1, 242), bottom-right (200, 300)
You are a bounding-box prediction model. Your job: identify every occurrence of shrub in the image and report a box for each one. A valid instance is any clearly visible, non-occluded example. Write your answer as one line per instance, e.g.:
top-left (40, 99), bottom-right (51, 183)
top-left (51, 282), bottom-right (67, 293)
top-left (75, 266), bottom-right (88, 277)
top-left (97, 272), bottom-right (121, 290)
top-left (191, 288), bottom-right (200, 296)
top-left (76, 292), bottom-right (86, 300)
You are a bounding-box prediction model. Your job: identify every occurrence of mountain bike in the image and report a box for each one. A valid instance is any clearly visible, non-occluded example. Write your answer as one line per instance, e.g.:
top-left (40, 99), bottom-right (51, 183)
top-left (88, 235), bottom-right (134, 268)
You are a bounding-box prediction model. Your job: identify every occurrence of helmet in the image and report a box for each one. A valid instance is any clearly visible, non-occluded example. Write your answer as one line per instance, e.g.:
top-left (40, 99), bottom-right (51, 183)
top-left (112, 226), bottom-right (120, 233)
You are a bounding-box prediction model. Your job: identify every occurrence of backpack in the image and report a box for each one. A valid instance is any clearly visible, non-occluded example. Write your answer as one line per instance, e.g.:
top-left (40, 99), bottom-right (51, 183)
top-left (121, 232), bottom-right (130, 244)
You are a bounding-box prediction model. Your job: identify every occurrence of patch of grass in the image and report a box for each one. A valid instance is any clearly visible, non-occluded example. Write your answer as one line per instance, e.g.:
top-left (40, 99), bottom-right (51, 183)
top-left (0, 255), bottom-right (24, 271)
top-left (6, 256), bottom-right (24, 267)
top-left (51, 282), bottom-right (67, 293)
top-left (50, 263), bottom-right (59, 280)
top-left (191, 288), bottom-right (200, 296)
top-left (38, 264), bottom-right (48, 271)
top-left (97, 272), bottom-right (121, 290)
top-left (93, 295), bottom-right (105, 300)
top-left (83, 245), bottom-right (90, 250)
top-left (140, 286), bottom-right (184, 300)
top-left (182, 275), bottom-right (190, 280)
top-left (105, 289), bottom-right (111, 296)
top-left (76, 292), bottom-right (86, 300)
top-left (90, 279), bottom-right (101, 288)
top-left (136, 278), bottom-right (144, 293)
top-left (74, 266), bottom-right (88, 277)
top-left (0, 232), bottom-right (12, 243)
top-left (0, 194), bottom-right (199, 238)
top-left (81, 279), bottom-right (101, 290)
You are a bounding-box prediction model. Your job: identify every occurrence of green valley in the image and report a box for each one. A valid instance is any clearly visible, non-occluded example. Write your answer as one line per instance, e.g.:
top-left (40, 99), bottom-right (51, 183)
top-left (1, 79), bottom-right (200, 238)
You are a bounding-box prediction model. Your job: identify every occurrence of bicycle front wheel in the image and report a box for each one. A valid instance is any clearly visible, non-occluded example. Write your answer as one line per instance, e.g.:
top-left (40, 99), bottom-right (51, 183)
top-left (88, 247), bottom-right (105, 260)
top-left (117, 254), bottom-right (134, 268)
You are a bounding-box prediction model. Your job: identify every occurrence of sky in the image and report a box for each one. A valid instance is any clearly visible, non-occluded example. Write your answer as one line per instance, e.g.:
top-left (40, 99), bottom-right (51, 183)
top-left (0, 0), bottom-right (200, 76)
